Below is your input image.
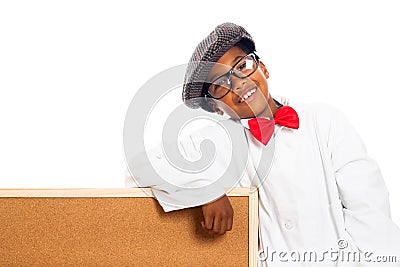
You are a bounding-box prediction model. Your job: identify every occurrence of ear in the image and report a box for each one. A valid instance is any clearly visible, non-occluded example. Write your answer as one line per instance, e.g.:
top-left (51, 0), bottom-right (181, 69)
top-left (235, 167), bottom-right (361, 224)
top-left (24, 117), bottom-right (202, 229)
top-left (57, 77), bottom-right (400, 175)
top-left (259, 60), bottom-right (269, 78)
top-left (207, 99), bottom-right (224, 116)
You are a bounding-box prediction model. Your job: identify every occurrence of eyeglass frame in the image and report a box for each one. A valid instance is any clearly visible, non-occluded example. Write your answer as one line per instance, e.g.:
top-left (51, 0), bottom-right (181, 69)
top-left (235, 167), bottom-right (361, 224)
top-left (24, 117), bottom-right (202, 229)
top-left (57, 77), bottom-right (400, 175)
top-left (204, 52), bottom-right (260, 100)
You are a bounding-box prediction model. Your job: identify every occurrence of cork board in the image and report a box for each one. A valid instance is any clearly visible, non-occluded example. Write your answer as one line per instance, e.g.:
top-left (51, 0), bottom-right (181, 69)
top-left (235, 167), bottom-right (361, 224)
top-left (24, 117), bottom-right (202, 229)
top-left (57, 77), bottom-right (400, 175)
top-left (0, 187), bottom-right (258, 267)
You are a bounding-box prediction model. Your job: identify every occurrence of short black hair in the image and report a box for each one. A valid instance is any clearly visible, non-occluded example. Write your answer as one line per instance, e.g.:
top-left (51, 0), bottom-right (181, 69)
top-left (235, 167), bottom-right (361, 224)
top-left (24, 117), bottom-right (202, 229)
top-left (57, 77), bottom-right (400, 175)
top-left (235, 38), bottom-right (255, 55)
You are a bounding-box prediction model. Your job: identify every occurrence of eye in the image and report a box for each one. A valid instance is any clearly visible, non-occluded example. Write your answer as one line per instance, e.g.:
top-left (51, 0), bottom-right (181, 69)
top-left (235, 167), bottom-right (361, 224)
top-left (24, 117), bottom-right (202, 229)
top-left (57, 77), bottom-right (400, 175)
top-left (237, 62), bottom-right (246, 71)
top-left (212, 77), bottom-right (229, 89)
top-left (216, 79), bottom-right (226, 86)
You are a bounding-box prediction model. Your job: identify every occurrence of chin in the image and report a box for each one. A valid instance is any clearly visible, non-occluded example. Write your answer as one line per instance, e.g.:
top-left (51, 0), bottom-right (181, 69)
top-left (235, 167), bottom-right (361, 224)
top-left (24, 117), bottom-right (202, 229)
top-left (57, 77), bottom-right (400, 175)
top-left (230, 96), bottom-right (270, 119)
top-left (245, 103), bottom-right (269, 117)
top-left (237, 109), bottom-right (262, 119)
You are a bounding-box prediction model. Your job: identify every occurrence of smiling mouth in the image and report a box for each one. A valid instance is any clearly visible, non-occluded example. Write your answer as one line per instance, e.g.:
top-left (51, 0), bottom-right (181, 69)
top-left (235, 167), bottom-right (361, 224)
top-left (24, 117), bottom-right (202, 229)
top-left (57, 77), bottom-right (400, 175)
top-left (238, 87), bottom-right (257, 103)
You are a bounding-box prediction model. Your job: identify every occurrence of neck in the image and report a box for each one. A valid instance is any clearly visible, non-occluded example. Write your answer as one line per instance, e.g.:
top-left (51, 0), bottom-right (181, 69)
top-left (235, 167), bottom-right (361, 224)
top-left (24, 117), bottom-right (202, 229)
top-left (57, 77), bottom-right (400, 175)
top-left (255, 95), bottom-right (279, 118)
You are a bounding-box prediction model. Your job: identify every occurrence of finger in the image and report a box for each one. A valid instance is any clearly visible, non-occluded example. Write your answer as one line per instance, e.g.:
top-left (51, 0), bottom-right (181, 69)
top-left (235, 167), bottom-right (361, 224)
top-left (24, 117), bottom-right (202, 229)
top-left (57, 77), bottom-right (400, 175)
top-left (204, 215), bottom-right (214, 230)
top-left (219, 216), bottom-right (228, 235)
top-left (201, 221), bottom-right (214, 233)
top-left (212, 216), bottom-right (222, 234)
top-left (206, 228), bottom-right (216, 236)
top-left (227, 214), bottom-right (233, 231)
top-left (202, 221), bottom-right (217, 236)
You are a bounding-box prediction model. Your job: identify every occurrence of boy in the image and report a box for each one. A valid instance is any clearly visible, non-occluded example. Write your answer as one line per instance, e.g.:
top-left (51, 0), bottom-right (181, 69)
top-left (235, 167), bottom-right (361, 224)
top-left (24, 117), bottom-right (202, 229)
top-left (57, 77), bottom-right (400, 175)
top-left (126, 22), bottom-right (400, 266)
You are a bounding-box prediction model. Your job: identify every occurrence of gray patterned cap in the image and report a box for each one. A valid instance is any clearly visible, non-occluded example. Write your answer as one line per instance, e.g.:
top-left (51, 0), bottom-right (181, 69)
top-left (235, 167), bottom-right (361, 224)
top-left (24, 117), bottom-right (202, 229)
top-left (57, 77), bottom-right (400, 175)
top-left (182, 22), bottom-right (256, 111)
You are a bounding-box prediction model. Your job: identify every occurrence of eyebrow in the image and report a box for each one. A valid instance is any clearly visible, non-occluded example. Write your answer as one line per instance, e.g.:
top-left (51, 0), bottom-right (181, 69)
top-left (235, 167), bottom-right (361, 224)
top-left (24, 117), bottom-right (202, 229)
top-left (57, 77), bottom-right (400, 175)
top-left (208, 55), bottom-right (245, 82)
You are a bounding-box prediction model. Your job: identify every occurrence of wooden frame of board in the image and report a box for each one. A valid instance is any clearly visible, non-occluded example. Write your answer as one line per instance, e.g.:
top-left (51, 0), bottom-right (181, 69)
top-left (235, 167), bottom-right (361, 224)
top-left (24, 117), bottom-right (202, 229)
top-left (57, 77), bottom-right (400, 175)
top-left (0, 187), bottom-right (258, 266)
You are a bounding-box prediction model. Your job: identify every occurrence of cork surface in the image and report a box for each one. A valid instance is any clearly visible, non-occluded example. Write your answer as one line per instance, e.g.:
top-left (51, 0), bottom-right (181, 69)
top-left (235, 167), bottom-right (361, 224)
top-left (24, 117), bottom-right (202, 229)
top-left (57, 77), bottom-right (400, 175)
top-left (0, 196), bottom-right (249, 266)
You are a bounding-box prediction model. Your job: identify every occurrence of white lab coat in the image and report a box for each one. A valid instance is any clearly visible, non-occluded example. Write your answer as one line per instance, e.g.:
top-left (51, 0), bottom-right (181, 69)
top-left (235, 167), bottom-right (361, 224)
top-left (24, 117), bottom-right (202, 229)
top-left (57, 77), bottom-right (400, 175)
top-left (125, 96), bottom-right (400, 266)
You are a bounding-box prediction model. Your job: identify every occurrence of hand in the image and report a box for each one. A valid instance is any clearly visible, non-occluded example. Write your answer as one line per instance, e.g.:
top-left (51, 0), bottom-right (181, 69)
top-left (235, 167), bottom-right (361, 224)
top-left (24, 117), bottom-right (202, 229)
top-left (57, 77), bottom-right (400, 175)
top-left (201, 194), bottom-right (234, 235)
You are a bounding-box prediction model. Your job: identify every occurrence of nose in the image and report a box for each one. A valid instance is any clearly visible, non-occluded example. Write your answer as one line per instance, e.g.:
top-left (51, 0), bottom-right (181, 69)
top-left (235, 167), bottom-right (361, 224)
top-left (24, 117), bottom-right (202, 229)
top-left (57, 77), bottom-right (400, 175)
top-left (231, 75), bottom-right (247, 91)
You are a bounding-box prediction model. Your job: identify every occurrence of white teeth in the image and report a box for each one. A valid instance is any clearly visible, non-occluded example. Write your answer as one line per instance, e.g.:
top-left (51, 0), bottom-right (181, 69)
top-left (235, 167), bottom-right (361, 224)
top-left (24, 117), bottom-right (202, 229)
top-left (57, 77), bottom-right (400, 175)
top-left (241, 88), bottom-right (256, 102)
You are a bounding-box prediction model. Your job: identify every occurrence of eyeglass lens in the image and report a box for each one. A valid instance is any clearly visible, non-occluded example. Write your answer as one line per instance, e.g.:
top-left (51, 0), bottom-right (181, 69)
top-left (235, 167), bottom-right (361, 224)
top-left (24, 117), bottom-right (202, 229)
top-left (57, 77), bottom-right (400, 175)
top-left (208, 54), bottom-right (257, 99)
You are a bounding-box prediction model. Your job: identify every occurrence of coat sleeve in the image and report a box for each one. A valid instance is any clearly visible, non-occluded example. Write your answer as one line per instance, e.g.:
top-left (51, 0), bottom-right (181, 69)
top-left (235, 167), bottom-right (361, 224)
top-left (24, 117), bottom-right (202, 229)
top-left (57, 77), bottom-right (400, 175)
top-left (124, 125), bottom-right (230, 212)
top-left (327, 105), bottom-right (400, 257)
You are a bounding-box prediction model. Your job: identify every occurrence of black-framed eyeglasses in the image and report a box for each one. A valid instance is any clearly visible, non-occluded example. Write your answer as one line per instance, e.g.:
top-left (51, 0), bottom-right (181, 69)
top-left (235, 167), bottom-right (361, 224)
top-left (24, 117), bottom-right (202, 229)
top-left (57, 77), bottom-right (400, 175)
top-left (205, 52), bottom-right (259, 100)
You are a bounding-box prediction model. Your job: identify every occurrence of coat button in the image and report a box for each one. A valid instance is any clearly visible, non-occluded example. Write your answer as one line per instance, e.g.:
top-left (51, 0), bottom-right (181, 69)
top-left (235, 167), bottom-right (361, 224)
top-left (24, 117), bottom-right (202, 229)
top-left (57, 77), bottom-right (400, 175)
top-left (284, 220), bottom-right (293, 230)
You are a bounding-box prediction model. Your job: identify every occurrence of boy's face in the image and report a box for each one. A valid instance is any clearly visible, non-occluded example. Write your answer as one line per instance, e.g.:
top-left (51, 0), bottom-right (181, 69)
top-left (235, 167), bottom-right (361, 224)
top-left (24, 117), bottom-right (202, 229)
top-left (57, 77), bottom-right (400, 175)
top-left (205, 46), bottom-right (276, 119)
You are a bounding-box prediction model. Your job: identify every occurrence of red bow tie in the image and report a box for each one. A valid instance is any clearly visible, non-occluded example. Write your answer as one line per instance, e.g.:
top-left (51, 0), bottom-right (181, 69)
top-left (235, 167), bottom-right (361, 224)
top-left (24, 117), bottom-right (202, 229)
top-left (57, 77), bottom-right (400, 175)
top-left (247, 106), bottom-right (299, 145)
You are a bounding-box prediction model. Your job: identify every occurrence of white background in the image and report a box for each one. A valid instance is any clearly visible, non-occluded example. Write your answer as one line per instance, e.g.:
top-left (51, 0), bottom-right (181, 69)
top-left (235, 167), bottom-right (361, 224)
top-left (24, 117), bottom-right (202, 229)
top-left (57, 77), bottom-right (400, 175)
top-left (0, 0), bottom-right (399, 224)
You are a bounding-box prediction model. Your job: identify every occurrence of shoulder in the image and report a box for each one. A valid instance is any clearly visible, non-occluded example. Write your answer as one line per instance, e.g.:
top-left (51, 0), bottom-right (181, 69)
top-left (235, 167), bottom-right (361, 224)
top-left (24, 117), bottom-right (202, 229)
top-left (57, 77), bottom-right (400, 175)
top-left (293, 101), bottom-right (343, 117)
top-left (273, 94), bottom-right (346, 124)
top-left (179, 120), bottom-right (235, 148)
top-left (183, 118), bottom-right (243, 139)
top-left (289, 100), bottom-right (360, 148)
top-left (178, 119), bottom-right (246, 153)
top-left (290, 101), bottom-right (348, 127)
top-left (285, 101), bottom-right (355, 145)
